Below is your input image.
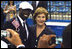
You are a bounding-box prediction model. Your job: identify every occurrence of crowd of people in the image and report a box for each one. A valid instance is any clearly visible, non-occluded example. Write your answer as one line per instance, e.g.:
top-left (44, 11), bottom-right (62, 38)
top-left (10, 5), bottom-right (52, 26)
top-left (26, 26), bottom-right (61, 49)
top-left (1, 1), bottom-right (71, 48)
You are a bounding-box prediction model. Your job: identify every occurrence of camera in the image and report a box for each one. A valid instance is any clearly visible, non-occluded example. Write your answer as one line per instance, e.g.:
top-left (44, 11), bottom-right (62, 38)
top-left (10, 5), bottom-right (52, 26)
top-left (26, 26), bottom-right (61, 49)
top-left (55, 37), bottom-right (63, 44)
top-left (49, 37), bottom-right (56, 45)
top-left (1, 30), bottom-right (10, 37)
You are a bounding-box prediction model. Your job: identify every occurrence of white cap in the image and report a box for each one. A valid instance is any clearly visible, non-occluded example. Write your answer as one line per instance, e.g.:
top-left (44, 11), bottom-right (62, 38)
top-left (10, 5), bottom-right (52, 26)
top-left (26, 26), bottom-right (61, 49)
top-left (19, 2), bottom-right (33, 10)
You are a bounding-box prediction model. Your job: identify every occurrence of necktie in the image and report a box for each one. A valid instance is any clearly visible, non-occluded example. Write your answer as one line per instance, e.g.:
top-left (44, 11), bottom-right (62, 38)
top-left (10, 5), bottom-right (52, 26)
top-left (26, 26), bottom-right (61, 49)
top-left (23, 22), bottom-right (25, 28)
top-left (23, 22), bottom-right (29, 39)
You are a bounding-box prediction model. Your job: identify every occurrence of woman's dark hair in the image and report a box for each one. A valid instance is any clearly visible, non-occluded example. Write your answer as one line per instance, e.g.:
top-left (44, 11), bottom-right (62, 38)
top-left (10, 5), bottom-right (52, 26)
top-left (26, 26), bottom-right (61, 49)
top-left (33, 7), bottom-right (48, 24)
top-left (8, 1), bottom-right (14, 5)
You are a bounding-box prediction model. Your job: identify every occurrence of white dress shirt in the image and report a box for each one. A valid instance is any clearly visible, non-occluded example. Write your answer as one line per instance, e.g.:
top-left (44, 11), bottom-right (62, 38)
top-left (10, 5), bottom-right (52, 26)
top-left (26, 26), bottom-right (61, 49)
top-left (17, 15), bottom-right (29, 39)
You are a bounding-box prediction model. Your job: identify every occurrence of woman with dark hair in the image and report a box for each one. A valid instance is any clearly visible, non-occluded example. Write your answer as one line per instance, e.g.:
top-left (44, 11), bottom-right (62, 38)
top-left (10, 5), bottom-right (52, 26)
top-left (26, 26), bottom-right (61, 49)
top-left (31, 7), bottom-right (56, 48)
top-left (4, 1), bottom-right (16, 21)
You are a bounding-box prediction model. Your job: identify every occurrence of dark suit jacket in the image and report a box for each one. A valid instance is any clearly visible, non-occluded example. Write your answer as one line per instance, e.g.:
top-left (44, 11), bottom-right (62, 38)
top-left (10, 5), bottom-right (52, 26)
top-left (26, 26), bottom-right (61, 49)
top-left (37, 1), bottom-right (48, 9)
top-left (2, 17), bottom-right (34, 48)
top-left (62, 24), bottom-right (71, 48)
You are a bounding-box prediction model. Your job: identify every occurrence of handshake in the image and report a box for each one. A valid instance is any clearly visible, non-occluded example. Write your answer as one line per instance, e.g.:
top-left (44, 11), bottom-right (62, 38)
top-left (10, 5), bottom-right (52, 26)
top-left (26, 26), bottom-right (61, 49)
top-left (5, 29), bottom-right (56, 48)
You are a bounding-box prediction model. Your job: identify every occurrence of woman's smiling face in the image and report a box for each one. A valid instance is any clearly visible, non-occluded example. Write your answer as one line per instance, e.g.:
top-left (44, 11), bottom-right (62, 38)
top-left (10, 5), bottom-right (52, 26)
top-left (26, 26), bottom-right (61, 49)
top-left (35, 13), bottom-right (46, 26)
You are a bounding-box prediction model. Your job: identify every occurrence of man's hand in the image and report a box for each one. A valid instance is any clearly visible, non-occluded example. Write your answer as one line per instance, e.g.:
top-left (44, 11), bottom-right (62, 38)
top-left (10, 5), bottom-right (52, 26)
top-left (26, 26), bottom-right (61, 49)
top-left (60, 42), bottom-right (64, 48)
top-left (5, 29), bottom-right (23, 47)
top-left (38, 34), bottom-right (57, 48)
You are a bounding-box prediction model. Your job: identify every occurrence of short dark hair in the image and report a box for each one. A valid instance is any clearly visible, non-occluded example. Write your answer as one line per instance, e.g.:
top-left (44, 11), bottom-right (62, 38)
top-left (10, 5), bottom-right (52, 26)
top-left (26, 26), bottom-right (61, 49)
top-left (8, 1), bottom-right (14, 5)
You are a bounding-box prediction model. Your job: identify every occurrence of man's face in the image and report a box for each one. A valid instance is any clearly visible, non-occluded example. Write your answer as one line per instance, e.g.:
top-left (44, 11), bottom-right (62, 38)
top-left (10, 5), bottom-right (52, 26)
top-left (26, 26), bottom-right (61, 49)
top-left (19, 9), bottom-right (32, 20)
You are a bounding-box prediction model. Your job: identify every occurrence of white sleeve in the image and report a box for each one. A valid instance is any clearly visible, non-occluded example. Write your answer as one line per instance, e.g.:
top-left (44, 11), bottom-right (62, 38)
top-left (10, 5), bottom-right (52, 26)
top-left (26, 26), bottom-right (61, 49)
top-left (16, 44), bottom-right (25, 48)
top-left (1, 40), bottom-right (8, 48)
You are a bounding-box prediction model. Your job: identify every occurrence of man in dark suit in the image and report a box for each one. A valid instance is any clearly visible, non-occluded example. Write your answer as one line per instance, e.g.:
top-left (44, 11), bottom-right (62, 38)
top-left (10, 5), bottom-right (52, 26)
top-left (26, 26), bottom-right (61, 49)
top-left (62, 24), bottom-right (71, 48)
top-left (2, 1), bottom-right (34, 48)
top-left (36, 1), bottom-right (48, 9)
